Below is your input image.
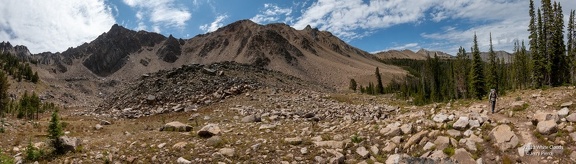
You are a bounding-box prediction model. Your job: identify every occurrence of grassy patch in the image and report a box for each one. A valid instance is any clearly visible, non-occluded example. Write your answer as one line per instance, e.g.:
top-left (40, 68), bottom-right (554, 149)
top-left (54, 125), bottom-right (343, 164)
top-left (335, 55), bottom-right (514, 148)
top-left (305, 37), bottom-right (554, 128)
top-left (351, 134), bottom-right (363, 143)
top-left (533, 131), bottom-right (550, 146)
top-left (512, 103), bottom-right (529, 112)
top-left (0, 150), bottom-right (14, 164)
top-left (443, 146), bottom-right (455, 157)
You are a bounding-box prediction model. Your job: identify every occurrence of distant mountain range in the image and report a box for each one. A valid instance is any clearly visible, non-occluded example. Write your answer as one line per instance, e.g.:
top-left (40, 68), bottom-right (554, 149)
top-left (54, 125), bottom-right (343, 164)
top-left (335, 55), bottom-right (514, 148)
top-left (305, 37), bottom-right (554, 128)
top-left (374, 48), bottom-right (513, 63)
top-left (1, 20), bottom-right (406, 89)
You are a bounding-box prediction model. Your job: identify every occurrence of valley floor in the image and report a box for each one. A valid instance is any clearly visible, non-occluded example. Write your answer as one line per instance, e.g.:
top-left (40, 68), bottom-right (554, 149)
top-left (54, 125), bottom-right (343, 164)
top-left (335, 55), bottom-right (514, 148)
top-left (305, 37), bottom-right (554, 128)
top-left (1, 87), bottom-right (576, 164)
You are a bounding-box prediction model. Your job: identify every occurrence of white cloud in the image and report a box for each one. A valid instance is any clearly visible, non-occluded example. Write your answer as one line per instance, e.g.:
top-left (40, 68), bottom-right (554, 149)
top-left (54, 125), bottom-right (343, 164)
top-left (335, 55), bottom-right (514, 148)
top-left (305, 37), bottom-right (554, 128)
top-left (251, 4), bottom-right (293, 24)
top-left (293, 0), bottom-right (436, 40)
top-left (200, 15), bottom-right (228, 33)
top-left (0, 0), bottom-right (115, 54)
top-left (290, 0), bottom-right (576, 54)
top-left (372, 43), bottom-right (420, 53)
top-left (122, 0), bottom-right (191, 31)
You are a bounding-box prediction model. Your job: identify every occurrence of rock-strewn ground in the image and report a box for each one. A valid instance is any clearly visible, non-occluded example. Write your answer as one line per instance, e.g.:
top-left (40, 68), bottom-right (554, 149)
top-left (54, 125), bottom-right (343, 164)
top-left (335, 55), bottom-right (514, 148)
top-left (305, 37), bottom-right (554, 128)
top-left (1, 86), bottom-right (576, 164)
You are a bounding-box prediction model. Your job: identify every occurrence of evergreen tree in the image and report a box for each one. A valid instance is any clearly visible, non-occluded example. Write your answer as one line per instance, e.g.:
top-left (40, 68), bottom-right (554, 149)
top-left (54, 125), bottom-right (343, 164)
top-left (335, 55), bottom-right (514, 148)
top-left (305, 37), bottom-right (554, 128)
top-left (566, 10), bottom-right (576, 84)
top-left (47, 110), bottom-right (64, 154)
top-left (550, 2), bottom-right (566, 86)
top-left (469, 33), bottom-right (486, 100)
top-left (0, 71), bottom-right (8, 118)
top-left (533, 8), bottom-right (546, 87)
top-left (349, 79), bottom-right (357, 91)
top-left (375, 67), bottom-right (384, 94)
top-left (486, 33), bottom-right (498, 91)
top-left (454, 46), bottom-right (470, 99)
top-left (31, 72), bottom-right (39, 83)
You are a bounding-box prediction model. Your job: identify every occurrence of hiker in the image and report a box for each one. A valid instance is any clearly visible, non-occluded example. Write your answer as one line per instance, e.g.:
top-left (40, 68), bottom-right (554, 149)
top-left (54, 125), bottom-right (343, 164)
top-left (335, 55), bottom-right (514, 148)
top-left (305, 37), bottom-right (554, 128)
top-left (489, 89), bottom-right (497, 114)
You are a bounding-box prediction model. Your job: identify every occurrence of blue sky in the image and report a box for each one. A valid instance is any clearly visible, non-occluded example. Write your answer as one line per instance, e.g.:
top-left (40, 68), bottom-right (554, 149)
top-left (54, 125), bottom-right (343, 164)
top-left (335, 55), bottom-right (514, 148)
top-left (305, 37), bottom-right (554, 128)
top-left (1, 0), bottom-right (576, 55)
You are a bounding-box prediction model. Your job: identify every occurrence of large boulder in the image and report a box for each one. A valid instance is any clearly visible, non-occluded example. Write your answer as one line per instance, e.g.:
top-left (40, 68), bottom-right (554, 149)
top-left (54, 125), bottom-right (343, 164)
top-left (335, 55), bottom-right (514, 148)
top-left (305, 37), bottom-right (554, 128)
top-left (558, 107), bottom-right (570, 118)
top-left (433, 114), bottom-right (448, 123)
top-left (452, 148), bottom-right (475, 164)
top-left (380, 123), bottom-right (402, 137)
top-left (197, 124), bottom-right (221, 138)
top-left (452, 117), bottom-right (469, 130)
top-left (537, 120), bottom-right (558, 135)
top-left (160, 121), bottom-right (192, 132)
top-left (403, 130), bottom-right (428, 149)
top-left (532, 111), bottom-right (559, 125)
top-left (241, 115), bottom-right (261, 123)
top-left (58, 136), bottom-right (82, 153)
top-left (434, 136), bottom-right (451, 150)
top-left (489, 125), bottom-right (519, 151)
top-left (567, 113), bottom-right (576, 122)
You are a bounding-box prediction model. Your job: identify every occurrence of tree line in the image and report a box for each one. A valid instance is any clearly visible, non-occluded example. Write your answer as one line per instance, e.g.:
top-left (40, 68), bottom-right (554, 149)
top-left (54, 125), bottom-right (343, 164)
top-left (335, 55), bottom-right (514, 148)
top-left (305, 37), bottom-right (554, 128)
top-left (350, 0), bottom-right (575, 105)
top-left (0, 52), bottom-right (39, 83)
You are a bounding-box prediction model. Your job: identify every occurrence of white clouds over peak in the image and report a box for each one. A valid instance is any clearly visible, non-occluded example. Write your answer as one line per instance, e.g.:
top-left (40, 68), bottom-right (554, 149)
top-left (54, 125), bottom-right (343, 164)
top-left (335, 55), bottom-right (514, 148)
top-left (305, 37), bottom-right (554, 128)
top-left (0, 0), bottom-right (115, 53)
top-left (200, 15), bottom-right (228, 33)
top-left (123, 0), bottom-right (191, 31)
top-left (251, 4), bottom-right (293, 24)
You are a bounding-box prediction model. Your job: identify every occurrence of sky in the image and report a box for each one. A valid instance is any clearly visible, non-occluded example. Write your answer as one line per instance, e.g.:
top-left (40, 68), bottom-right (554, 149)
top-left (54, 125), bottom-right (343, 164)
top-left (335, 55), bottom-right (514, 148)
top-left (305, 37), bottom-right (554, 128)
top-left (1, 0), bottom-right (576, 55)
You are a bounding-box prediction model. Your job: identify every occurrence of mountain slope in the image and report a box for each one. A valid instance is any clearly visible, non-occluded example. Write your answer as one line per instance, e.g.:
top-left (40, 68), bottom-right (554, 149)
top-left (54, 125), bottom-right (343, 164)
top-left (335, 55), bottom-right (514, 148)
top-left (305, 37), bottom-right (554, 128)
top-left (26, 20), bottom-right (403, 89)
top-left (375, 49), bottom-right (452, 60)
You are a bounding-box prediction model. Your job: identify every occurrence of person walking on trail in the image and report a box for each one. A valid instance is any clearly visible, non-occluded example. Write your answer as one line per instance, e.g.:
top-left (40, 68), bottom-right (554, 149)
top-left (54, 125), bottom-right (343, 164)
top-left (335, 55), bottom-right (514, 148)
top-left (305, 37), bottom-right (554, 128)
top-left (489, 89), bottom-right (498, 114)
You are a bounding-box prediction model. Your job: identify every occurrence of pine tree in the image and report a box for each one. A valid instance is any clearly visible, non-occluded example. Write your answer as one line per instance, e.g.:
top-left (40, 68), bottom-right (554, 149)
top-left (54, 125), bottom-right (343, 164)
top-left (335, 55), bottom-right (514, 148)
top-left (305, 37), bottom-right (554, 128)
top-left (47, 110), bottom-right (64, 154)
top-left (375, 67), bottom-right (384, 94)
top-left (533, 8), bottom-right (546, 88)
top-left (454, 46), bottom-right (469, 99)
top-left (486, 33), bottom-right (498, 91)
top-left (31, 72), bottom-right (39, 83)
top-left (568, 10), bottom-right (575, 84)
top-left (550, 2), bottom-right (566, 86)
top-left (0, 71), bottom-right (9, 118)
top-left (349, 79), bottom-right (357, 91)
top-left (469, 33), bottom-right (486, 100)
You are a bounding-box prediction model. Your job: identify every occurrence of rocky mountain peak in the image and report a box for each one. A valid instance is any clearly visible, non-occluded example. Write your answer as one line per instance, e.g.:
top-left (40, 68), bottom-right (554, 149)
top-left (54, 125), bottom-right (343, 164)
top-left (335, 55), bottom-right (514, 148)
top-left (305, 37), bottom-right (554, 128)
top-left (0, 41), bottom-right (32, 61)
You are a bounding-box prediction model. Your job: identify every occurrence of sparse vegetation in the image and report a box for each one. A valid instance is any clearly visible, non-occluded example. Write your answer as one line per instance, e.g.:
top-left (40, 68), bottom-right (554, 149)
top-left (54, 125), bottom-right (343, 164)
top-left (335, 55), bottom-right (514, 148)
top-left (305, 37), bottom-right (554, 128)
top-left (442, 146), bottom-right (455, 157)
top-left (25, 140), bottom-right (44, 162)
top-left (351, 134), bottom-right (363, 143)
top-left (48, 110), bottom-right (64, 155)
top-left (0, 150), bottom-right (14, 164)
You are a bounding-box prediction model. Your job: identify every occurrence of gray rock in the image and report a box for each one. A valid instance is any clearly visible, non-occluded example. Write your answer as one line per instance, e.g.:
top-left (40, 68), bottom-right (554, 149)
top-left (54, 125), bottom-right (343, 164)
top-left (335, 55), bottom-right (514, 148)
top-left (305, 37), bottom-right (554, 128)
top-left (558, 107), bottom-right (570, 118)
top-left (197, 124), bottom-right (221, 138)
top-left (284, 137), bottom-right (303, 145)
top-left (537, 120), bottom-right (558, 135)
top-left (95, 124), bottom-right (103, 130)
top-left (380, 123), bottom-right (401, 137)
top-left (403, 130), bottom-right (428, 149)
top-left (452, 148), bottom-right (475, 164)
top-left (386, 154), bottom-right (402, 164)
top-left (570, 132), bottom-right (576, 142)
top-left (382, 142), bottom-right (397, 153)
top-left (433, 114), bottom-right (448, 123)
top-left (206, 136), bottom-right (224, 147)
top-left (469, 120), bottom-right (480, 128)
top-left (400, 123), bottom-right (414, 135)
top-left (434, 136), bottom-right (451, 150)
top-left (161, 121), bottom-right (192, 132)
top-left (259, 124), bottom-right (276, 130)
top-left (446, 129), bottom-right (462, 138)
top-left (423, 142), bottom-right (436, 151)
top-left (58, 136), bottom-right (82, 153)
top-left (453, 117), bottom-right (469, 130)
top-left (567, 113), bottom-right (576, 122)
top-left (490, 125), bottom-right (519, 151)
top-left (241, 115), bottom-right (261, 123)
top-left (100, 120), bottom-right (111, 125)
top-left (219, 148), bottom-right (235, 157)
top-left (561, 101), bottom-right (573, 107)
top-left (533, 111), bottom-right (559, 124)
top-left (313, 141), bottom-right (344, 149)
top-left (177, 157), bottom-right (191, 164)
top-left (356, 146), bottom-right (370, 159)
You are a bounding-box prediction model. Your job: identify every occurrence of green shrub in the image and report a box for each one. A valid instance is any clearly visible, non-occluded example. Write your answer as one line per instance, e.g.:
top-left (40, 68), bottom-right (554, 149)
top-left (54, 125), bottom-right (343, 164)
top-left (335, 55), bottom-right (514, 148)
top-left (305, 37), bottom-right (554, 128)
top-left (0, 150), bottom-right (14, 164)
top-left (443, 146), bottom-right (455, 156)
top-left (351, 134), bottom-right (363, 143)
top-left (25, 141), bottom-right (44, 161)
